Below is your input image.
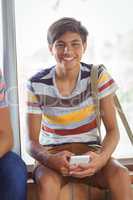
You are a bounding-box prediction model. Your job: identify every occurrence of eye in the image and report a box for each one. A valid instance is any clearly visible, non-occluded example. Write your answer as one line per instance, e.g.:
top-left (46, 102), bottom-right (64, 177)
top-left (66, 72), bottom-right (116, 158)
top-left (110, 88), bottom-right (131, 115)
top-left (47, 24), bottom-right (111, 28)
top-left (55, 43), bottom-right (65, 48)
top-left (72, 43), bottom-right (81, 47)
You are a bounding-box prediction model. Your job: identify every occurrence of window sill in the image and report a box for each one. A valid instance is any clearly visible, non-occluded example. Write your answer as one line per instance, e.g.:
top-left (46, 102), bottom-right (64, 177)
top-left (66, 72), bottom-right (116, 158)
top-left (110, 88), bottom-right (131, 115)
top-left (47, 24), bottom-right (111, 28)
top-left (118, 157), bottom-right (133, 171)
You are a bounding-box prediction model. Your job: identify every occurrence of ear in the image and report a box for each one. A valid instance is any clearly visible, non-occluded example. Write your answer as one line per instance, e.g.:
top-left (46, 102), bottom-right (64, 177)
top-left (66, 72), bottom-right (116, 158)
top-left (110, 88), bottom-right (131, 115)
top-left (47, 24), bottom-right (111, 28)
top-left (83, 42), bottom-right (87, 53)
top-left (48, 44), bottom-right (53, 55)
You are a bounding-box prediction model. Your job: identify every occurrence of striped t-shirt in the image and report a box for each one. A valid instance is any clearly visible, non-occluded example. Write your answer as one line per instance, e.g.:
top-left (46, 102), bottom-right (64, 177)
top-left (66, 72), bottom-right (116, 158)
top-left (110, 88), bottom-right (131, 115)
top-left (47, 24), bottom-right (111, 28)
top-left (27, 62), bottom-right (118, 146)
top-left (0, 70), bottom-right (7, 108)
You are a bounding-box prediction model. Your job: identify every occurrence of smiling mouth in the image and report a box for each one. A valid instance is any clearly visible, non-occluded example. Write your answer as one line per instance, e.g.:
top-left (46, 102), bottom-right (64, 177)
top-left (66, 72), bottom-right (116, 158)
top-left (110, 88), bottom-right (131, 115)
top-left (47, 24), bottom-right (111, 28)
top-left (63, 57), bottom-right (75, 61)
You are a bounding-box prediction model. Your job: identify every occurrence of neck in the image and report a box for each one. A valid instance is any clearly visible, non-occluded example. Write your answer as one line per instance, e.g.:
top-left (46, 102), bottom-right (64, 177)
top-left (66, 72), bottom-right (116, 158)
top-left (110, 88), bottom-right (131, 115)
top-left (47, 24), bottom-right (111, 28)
top-left (55, 64), bottom-right (80, 81)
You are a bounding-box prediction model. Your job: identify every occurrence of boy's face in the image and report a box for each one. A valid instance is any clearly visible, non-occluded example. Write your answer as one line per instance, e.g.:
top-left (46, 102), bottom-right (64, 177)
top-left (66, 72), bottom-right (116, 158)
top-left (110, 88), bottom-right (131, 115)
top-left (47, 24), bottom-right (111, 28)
top-left (49, 31), bottom-right (87, 70)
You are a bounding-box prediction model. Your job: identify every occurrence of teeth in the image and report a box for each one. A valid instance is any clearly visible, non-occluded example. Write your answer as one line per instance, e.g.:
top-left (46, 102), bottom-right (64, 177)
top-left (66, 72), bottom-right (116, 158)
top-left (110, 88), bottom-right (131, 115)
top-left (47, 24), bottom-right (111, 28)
top-left (63, 57), bottom-right (74, 61)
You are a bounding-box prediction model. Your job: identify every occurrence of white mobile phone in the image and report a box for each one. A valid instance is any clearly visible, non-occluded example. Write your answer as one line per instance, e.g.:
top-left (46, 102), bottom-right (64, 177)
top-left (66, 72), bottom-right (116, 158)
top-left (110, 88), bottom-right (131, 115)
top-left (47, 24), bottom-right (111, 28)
top-left (69, 155), bottom-right (90, 165)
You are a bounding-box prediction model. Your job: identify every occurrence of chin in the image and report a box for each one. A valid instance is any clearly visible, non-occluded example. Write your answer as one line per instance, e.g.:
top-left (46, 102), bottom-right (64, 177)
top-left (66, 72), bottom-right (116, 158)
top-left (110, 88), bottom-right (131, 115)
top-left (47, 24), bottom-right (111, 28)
top-left (61, 61), bottom-right (79, 69)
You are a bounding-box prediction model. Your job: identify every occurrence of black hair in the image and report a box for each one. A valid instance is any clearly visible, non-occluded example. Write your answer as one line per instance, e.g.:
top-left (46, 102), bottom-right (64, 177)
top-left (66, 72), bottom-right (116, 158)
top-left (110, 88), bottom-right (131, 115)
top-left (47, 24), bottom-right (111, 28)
top-left (47, 17), bottom-right (88, 45)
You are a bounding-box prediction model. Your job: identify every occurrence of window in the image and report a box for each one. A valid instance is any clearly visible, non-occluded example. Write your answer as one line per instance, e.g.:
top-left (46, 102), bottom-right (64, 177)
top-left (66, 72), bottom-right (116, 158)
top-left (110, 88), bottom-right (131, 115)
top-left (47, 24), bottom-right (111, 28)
top-left (15, 0), bottom-right (133, 164)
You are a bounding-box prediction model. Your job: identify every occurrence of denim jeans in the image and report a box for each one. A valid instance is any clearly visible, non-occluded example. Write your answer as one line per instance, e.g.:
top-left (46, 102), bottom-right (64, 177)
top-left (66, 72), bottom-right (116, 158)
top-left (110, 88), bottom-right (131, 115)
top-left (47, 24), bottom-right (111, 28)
top-left (0, 151), bottom-right (27, 200)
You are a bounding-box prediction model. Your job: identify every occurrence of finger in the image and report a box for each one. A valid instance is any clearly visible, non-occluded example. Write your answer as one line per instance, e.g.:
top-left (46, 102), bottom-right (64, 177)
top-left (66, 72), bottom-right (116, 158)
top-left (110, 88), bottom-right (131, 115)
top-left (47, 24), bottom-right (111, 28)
top-left (70, 168), bottom-right (95, 177)
top-left (64, 161), bottom-right (70, 168)
top-left (62, 171), bottom-right (69, 176)
top-left (78, 163), bottom-right (90, 169)
top-left (84, 151), bottom-right (91, 155)
top-left (69, 164), bottom-right (78, 170)
top-left (63, 151), bottom-right (74, 157)
top-left (70, 169), bottom-right (88, 176)
top-left (61, 167), bottom-right (69, 175)
top-left (89, 151), bottom-right (98, 157)
top-left (71, 171), bottom-right (95, 178)
top-left (69, 167), bottom-right (82, 174)
top-left (63, 154), bottom-right (74, 165)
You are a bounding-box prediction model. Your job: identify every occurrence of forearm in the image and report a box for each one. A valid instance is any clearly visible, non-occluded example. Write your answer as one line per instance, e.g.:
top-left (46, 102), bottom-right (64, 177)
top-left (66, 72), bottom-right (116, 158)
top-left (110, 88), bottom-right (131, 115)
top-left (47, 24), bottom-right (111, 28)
top-left (27, 140), bottom-right (51, 165)
top-left (100, 128), bottom-right (120, 160)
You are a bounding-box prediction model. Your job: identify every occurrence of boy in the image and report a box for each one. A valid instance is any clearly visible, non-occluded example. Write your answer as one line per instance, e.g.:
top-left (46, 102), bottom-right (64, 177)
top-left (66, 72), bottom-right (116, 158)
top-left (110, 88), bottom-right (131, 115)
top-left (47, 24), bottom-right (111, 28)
top-left (27, 17), bottom-right (132, 200)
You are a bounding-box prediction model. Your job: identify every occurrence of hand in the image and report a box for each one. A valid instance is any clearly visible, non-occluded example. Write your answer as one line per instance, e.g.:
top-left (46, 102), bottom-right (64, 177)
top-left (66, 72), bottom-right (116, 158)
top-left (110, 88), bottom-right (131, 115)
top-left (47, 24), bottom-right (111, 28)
top-left (47, 150), bottom-right (73, 176)
top-left (69, 151), bottom-right (108, 178)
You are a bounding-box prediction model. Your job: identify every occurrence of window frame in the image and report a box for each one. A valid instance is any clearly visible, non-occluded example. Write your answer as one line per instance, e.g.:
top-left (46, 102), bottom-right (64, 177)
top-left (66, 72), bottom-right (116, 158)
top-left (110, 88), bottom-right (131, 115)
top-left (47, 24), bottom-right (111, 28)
top-left (1, 0), bottom-right (21, 155)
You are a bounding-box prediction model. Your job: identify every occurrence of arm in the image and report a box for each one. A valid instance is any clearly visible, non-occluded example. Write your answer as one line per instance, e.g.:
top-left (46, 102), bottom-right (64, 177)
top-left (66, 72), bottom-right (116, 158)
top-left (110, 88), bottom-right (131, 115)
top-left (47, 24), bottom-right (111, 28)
top-left (99, 94), bottom-right (120, 160)
top-left (0, 107), bottom-right (13, 158)
top-left (69, 94), bottom-right (120, 177)
top-left (27, 113), bottom-right (72, 174)
top-left (26, 113), bottom-right (49, 165)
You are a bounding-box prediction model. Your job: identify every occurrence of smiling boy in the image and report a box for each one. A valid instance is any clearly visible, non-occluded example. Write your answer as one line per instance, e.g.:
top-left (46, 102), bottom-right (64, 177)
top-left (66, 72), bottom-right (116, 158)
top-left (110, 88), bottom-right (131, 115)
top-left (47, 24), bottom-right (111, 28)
top-left (27, 17), bottom-right (133, 200)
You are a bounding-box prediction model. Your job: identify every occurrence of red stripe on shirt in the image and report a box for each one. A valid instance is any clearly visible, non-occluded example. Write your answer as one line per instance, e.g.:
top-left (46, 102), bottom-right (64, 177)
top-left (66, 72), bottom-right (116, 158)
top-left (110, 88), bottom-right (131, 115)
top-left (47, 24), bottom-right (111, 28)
top-left (99, 79), bottom-right (114, 92)
top-left (42, 119), bottom-right (97, 136)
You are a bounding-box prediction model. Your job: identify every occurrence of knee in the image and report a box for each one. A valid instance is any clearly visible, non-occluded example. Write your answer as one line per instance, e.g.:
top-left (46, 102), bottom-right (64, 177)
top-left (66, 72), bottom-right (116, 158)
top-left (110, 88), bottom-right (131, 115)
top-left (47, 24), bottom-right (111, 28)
top-left (35, 169), bottom-right (60, 190)
top-left (0, 151), bottom-right (27, 183)
top-left (36, 173), bottom-right (57, 187)
top-left (108, 164), bottom-right (130, 184)
top-left (0, 152), bottom-right (27, 198)
top-left (114, 165), bottom-right (130, 180)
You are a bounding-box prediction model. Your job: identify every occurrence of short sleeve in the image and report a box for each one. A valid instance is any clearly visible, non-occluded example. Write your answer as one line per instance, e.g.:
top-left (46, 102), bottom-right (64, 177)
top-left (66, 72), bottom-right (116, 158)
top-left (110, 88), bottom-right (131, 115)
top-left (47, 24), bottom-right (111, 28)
top-left (26, 80), bottom-right (42, 114)
top-left (0, 70), bottom-right (8, 107)
top-left (97, 65), bottom-right (118, 99)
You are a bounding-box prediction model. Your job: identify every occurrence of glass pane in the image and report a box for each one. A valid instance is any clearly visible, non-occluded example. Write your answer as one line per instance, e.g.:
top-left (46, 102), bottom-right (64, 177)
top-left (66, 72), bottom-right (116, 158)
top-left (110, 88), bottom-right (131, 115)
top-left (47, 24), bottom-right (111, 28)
top-left (15, 0), bottom-right (133, 164)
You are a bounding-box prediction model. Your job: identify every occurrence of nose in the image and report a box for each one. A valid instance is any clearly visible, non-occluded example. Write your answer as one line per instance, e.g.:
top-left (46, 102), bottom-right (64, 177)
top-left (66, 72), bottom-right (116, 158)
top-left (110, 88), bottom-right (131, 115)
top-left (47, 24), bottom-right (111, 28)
top-left (64, 45), bottom-right (72, 54)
